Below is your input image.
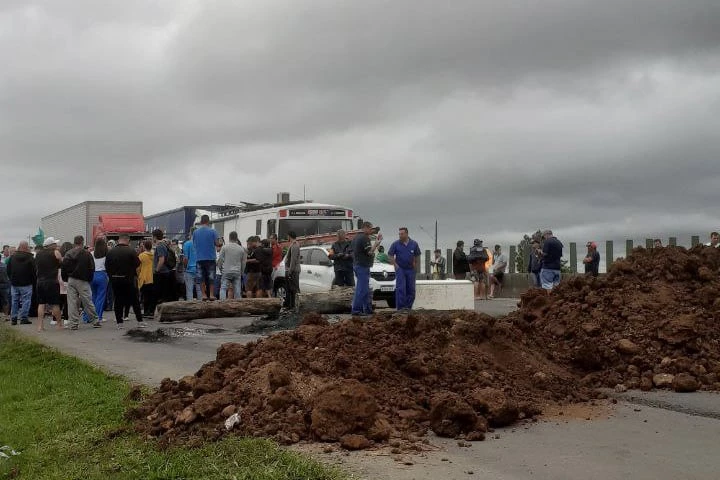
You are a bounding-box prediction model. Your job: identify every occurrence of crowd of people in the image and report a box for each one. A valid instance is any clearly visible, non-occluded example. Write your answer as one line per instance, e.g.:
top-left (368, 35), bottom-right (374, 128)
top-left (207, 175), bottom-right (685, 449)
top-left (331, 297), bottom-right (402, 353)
top-left (2, 225), bottom-right (718, 327)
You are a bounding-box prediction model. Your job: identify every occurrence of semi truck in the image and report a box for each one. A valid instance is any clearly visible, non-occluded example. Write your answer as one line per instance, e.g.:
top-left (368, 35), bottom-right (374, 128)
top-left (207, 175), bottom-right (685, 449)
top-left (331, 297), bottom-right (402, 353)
top-left (41, 201), bottom-right (146, 246)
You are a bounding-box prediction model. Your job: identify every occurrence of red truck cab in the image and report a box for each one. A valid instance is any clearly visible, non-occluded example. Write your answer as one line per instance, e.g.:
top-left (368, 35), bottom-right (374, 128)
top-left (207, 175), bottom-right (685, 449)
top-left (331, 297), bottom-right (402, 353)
top-left (92, 213), bottom-right (148, 246)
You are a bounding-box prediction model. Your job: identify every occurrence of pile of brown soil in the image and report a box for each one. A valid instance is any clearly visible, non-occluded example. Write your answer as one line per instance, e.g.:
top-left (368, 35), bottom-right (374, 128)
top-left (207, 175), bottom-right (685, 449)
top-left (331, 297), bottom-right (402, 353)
top-left (129, 311), bottom-right (589, 449)
top-left (512, 245), bottom-right (720, 392)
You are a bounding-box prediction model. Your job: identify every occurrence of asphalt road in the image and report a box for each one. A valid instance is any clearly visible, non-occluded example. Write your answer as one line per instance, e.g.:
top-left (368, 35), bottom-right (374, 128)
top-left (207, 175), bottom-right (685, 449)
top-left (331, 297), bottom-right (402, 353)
top-left (8, 299), bottom-right (720, 480)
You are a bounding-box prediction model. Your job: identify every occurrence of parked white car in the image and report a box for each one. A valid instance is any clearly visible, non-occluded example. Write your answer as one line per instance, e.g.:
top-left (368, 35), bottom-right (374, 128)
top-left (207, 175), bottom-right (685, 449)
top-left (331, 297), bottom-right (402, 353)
top-left (273, 244), bottom-right (397, 308)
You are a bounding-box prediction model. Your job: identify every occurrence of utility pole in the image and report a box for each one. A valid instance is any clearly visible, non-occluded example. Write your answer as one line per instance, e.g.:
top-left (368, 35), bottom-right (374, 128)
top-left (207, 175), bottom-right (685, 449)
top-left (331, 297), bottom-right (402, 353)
top-left (434, 220), bottom-right (438, 251)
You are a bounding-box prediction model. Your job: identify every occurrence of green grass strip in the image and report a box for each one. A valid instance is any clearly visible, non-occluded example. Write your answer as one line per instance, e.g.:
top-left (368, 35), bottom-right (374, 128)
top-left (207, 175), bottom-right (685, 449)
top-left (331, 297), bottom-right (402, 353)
top-left (0, 326), bottom-right (346, 480)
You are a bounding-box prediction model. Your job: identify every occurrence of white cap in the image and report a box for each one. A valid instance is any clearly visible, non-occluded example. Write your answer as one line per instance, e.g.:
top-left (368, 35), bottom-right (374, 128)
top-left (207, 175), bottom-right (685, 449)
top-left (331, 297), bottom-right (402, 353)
top-left (43, 237), bottom-right (58, 247)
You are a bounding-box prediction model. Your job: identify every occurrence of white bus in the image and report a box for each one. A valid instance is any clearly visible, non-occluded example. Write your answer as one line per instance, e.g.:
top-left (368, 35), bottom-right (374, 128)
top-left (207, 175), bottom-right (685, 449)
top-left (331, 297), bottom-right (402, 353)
top-left (210, 202), bottom-right (357, 243)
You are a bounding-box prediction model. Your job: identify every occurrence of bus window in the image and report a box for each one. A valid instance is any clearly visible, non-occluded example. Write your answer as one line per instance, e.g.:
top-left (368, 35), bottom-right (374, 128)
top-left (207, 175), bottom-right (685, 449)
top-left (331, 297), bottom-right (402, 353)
top-left (267, 219), bottom-right (276, 237)
top-left (256, 219), bottom-right (262, 236)
top-left (278, 218), bottom-right (353, 240)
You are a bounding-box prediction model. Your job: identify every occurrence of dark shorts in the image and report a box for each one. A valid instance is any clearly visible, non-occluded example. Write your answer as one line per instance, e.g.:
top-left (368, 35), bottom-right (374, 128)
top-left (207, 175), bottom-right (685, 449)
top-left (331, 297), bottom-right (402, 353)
top-left (493, 272), bottom-right (505, 283)
top-left (196, 260), bottom-right (216, 283)
top-left (37, 281), bottom-right (61, 305)
top-left (260, 273), bottom-right (272, 292)
top-left (245, 272), bottom-right (260, 292)
top-left (470, 270), bottom-right (487, 283)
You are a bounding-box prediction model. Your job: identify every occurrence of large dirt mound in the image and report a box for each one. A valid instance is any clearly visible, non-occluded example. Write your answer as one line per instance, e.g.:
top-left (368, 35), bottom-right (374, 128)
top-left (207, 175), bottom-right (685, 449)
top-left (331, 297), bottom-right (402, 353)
top-left (129, 311), bottom-right (589, 448)
top-left (513, 245), bottom-right (720, 392)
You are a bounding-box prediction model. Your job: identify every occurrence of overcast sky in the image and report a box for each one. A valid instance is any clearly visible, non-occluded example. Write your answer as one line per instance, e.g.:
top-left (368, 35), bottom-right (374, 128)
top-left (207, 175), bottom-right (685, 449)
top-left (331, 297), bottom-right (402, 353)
top-left (2, 0), bottom-right (720, 252)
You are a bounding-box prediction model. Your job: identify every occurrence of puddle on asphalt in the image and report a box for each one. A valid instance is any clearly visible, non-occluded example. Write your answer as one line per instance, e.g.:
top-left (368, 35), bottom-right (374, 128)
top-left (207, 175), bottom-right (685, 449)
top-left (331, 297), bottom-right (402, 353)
top-left (125, 326), bottom-right (226, 343)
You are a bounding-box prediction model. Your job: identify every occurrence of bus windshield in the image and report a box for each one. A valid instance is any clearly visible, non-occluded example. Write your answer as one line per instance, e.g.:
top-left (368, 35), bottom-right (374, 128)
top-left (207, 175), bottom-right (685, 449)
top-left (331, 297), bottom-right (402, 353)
top-left (278, 218), bottom-right (354, 239)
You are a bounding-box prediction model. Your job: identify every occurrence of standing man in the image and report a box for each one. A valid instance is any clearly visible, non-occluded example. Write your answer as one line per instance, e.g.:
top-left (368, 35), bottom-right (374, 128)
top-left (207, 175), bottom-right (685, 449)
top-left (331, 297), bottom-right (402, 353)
top-left (244, 237), bottom-right (261, 298)
top-left (329, 230), bottom-right (354, 287)
top-left (0, 248), bottom-right (10, 315)
top-left (61, 236), bottom-right (101, 329)
top-left (269, 234), bottom-right (283, 269)
top-left (468, 239), bottom-right (490, 299)
top-left (583, 242), bottom-right (601, 277)
top-left (452, 241), bottom-right (469, 280)
top-left (1, 245), bottom-right (10, 263)
top-left (489, 245), bottom-right (507, 298)
top-left (528, 241), bottom-right (543, 287)
top-left (151, 229), bottom-right (175, 304)
top-left (106, 234), bottom-right (146, 329)
top-left (653, 239), bottom-right (663, 248)
top-left (388, 227), bottom-right (421, 310)
top-left (283, 231), bottom-right (301, 310)
top-left (182, 230), bottom-right (200, 300)
top-left (192, 215), bottom-right (219, 301)
top-left (7, 241), bottom-right (35, 325)
top-left (217, 231), bottom-right (246, 300)
top-left (350, 222), bottom-right (383, 315)
top-left (705, 232), bottom-right (719, 248)
top-left (430, 249), bottom-right (446, 280)
top-left (540, 230), bottom-right (563, 292)
top-left (35, 237), bottom-right (63, 331)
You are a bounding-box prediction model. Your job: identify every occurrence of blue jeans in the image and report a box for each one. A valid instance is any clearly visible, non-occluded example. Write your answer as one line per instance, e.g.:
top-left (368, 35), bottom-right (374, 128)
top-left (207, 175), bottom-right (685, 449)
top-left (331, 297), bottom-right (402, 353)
top-left (395, 267), bottom-right (417, 310)
top-left (184, 271), bottom-right (200, 300)
top-left (214, 274), bottom-right (222, 299)
top-left (10, 285), bottom-right (32, 321)
top-left (540, 268), bottom-right (561, 290)
top-left (220, 272), bottom-right (242, 300)
top-left (351, 265), bottom-right (372, 315)
top-left (84, 271), bottom-right (108, 322)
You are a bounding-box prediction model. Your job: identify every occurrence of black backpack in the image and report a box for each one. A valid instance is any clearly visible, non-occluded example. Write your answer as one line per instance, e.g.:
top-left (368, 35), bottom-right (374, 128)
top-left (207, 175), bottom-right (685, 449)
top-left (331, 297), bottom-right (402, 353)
top-left (165, 245), bottom-right (177, 270)
top-left (468, 246), bottom-right (489, 264)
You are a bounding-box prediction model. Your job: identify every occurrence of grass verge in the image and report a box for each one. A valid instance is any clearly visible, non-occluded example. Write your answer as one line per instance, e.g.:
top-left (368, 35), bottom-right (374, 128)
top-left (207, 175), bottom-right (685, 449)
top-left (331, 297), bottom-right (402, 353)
top-left (0, 326), bottom-right (346, 480)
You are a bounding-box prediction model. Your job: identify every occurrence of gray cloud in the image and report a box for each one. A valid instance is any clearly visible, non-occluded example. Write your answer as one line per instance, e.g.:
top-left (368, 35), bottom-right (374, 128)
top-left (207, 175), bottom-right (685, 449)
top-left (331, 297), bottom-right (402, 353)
top-left (1, 0), bottom-right (719, 253)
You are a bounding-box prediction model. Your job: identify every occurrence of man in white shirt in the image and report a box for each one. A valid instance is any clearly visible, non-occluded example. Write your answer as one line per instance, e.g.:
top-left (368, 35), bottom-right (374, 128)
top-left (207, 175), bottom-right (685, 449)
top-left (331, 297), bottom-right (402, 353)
top-left (489, 245), bottom-right (507, 299)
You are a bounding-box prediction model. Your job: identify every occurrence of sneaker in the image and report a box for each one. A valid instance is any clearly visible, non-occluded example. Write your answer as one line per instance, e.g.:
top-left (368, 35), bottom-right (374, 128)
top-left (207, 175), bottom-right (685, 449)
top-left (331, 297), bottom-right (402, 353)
top-left (137, 321), bottom-right (149, 329)
top-left (69, 324), bottom-right (79, 330)
top-left (116, 323), bottom-right (124, 330)
top-left (10, 319), bottom-right (17, 326)
top-left (50, 320), bottom-right (57, 326)
top-left (20, 319), bottom-right (32, 325)
top-left (92, 321), bottom-right (102, 328)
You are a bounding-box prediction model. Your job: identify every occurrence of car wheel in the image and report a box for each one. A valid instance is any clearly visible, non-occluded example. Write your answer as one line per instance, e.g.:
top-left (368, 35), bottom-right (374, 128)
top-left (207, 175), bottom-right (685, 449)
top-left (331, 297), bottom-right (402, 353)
top-left (386, 297), bottom-right (396, 309)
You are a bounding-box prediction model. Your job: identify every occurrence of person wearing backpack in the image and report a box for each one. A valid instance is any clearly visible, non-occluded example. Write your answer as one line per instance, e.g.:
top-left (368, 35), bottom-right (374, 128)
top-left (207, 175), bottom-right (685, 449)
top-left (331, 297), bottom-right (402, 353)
top-left (468, 239), bottom-right (490, 299)
top-left (152, 229), bottom-right (177, 305)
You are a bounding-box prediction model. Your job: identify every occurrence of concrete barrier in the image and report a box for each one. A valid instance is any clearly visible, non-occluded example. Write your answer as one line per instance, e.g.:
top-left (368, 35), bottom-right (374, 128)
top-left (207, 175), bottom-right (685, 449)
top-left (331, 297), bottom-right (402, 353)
top-left (413, 280), bottom-right (475, 310)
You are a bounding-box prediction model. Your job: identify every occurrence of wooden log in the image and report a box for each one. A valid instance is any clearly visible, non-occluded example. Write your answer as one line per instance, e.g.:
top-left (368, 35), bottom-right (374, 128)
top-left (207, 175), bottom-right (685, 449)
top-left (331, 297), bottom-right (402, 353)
top-left (297, 287), bottom-right (354, 314)
top-left (156, 298), bottom-right (282, 323)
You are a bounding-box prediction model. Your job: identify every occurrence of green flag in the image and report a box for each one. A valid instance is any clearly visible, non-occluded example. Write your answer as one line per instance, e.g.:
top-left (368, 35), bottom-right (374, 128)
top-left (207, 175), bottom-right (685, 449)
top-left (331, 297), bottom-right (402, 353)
top-left (31, 228), bottom-right (45, 248)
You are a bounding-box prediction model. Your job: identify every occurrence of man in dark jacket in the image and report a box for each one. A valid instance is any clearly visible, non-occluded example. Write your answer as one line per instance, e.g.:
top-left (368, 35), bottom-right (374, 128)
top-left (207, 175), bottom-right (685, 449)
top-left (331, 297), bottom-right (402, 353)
top-left (106, 234), bottom-right (146, 329)
top-left (61, 235), bottom-right (101, 330)
top-left (7, 241), bottom-right (35, 325)
top-left (452, 240), bottom-right (469, 280)
top-left (540, 230), bottom-right (564, 292)
top-left (35, 237), bottom-right (63, 331)
top-left (328, 230), bottom-right (354, 287)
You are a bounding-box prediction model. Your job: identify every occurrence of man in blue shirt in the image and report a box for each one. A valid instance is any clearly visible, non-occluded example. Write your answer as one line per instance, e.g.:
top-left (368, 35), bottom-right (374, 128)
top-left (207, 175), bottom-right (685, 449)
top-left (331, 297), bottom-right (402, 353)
top-left (182, 229), bottom-right (200, 300)
top-left (192, 215), bottom-right (219, 301)
top-left (388, 227), bottom-right (421, 310)
top-left (350, 221), bottom-right (383, 315)
top-left (540, 229), bottom-right (563, 292)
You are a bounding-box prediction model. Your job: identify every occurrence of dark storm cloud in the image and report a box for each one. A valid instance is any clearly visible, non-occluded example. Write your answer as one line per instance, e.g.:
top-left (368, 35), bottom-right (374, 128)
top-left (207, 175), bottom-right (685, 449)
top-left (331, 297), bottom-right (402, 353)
top-left (1, 0), bottom-right (719, 247)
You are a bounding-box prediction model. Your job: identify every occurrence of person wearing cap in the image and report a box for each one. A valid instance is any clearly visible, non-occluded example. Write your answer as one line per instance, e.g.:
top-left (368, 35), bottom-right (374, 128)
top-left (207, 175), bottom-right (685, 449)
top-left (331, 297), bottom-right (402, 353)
top-left (34, 237), bottom-right (63, 331)
top-left (468, 239), bottom-right (491, 299)
top-left (540, 229), bottom-right (563, 291)
top-left (350, 221), bottom-right (383, 315)
top-left (452, 240), bottom-right (469, 280)
top-left (583, 241), bottom-right (600, 277)
top-left (388, 227), bottom-right (421, 310)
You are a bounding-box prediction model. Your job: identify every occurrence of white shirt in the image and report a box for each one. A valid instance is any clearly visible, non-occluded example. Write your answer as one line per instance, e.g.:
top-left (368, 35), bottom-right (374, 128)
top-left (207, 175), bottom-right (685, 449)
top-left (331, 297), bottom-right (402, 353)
top-left (94, 256), bottom-right (106, 272)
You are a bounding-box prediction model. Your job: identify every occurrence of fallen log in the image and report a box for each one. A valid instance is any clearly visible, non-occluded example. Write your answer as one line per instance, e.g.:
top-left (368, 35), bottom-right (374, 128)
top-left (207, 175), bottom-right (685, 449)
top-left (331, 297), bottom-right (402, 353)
top-left (297, 287), bottom-right (354, 314)
top-left (156, 298), bottom-right (282, 323)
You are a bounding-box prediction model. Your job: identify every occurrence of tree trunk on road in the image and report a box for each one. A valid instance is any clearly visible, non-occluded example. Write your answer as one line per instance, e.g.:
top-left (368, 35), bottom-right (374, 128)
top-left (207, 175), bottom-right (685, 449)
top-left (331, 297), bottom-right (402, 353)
top-left (297, 287), bottom-right (354, 314)
top-left (156, 298), bottom-right (282, 323)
